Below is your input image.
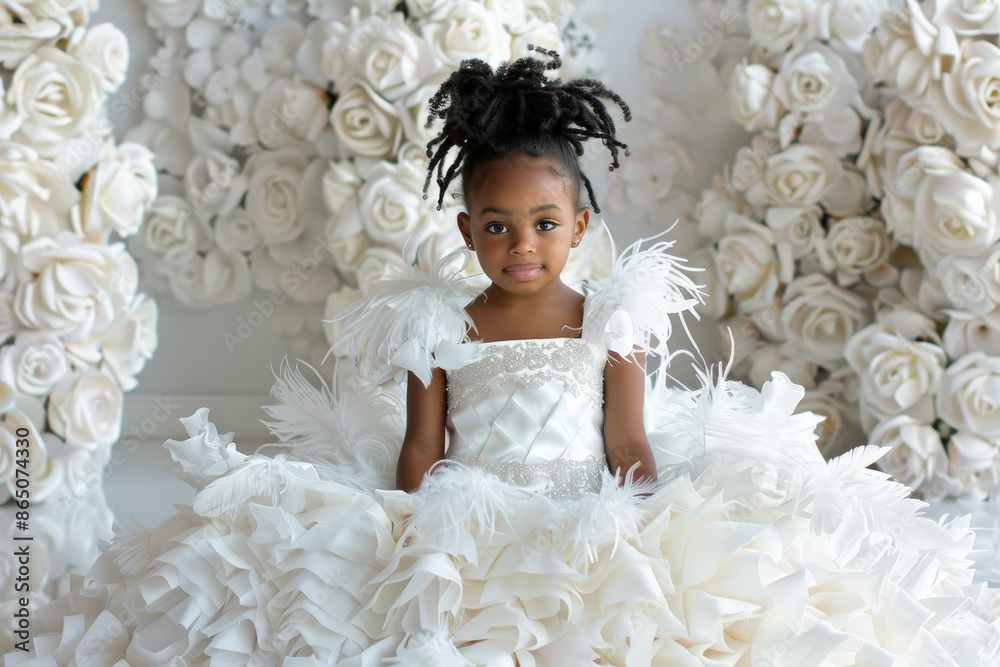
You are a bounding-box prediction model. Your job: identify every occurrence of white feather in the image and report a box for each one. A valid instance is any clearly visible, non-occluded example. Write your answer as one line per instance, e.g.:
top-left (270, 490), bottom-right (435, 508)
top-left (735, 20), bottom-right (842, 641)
top-left (582, 225), bottom-right (707, 363)
top-left (191, 455), bottom-right (319, 521)
top-left (260, 355), bottom-right (404, 490)
top-left (325, 248), bottom-right (483, 387)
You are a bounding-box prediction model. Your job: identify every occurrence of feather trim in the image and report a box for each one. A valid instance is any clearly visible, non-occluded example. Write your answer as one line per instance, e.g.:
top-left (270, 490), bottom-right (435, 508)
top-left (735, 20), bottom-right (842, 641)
top-left (325, 248), bottom-right (483, 387)
top-left (260, 355), bottom-right (403, 490)
top-left (581, 224), bottom-right (707, 364)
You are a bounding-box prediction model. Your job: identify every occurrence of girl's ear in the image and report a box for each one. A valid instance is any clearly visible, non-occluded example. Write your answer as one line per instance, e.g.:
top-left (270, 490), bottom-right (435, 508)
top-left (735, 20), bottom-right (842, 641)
top-left (457, 211), bottom-right (473, 246)
top-left (575, 206), bottom-right (590, 241)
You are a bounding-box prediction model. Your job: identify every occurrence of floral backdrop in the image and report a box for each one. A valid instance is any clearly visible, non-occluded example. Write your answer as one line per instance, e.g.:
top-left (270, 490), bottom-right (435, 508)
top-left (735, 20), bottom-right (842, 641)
top-left (639, 0), bottom-right (1000, 504)
top-left (0, 0), bottom-right (160, 641)
top-left (126, 0), bottom-right (616, 372)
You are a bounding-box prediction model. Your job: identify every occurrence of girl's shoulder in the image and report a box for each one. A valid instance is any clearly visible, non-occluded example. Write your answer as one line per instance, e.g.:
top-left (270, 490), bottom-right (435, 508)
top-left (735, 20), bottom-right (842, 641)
top-left (326, 248), bottom-right (484, 388)
top-left (580, 235), bottom-right (706, 359)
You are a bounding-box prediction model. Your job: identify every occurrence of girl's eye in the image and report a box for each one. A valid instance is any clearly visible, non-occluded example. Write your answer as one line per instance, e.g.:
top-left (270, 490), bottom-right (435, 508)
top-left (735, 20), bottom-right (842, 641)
top-left (485, 223), bottom-right (507, 234)
top-left (537, 220), bottom-right (558, 231)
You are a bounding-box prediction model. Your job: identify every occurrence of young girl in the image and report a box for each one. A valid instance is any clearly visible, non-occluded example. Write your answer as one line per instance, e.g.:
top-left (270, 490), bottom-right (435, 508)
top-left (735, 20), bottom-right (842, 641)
top-left (9, 48), bottom-right (1000, 667)
top-left (396, 45), bottom-right (657, 496)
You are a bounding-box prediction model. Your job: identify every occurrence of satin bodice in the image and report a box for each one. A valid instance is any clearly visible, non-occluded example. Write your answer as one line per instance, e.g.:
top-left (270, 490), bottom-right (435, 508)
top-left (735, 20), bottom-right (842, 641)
top-left (443, 337), bottom-right (608, 497)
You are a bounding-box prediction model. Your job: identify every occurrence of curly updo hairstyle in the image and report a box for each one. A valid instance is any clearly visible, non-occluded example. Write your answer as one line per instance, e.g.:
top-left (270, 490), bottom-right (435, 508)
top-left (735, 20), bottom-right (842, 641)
top-left (421, 45), bottom-right (631, 215)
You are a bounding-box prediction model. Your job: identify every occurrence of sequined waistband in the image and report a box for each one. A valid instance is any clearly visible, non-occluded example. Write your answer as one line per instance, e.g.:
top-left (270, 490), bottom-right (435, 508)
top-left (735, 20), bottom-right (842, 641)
top-left (442, 453), bottom-right (607, 500)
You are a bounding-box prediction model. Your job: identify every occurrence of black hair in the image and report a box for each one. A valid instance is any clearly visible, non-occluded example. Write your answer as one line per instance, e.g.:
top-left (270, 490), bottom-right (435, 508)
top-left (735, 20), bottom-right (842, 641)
top-left (421, 45), bottom-right (631, 215)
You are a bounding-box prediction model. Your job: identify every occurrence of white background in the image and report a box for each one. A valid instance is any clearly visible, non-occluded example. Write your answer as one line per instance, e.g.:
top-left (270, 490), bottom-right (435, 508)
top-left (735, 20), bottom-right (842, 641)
top-left (92, 0), bottom-right (734, 525)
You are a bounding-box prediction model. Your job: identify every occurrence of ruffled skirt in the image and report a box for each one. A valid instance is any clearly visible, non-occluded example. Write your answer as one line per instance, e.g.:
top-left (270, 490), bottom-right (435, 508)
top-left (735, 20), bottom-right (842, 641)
top-left (7, 374), bottom-right (1000, 666)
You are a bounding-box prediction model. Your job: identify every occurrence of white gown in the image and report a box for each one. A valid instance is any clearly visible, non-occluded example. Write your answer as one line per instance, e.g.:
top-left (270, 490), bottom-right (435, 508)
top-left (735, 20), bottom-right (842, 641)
top-left (7, 239), bottom-right (1000, 667)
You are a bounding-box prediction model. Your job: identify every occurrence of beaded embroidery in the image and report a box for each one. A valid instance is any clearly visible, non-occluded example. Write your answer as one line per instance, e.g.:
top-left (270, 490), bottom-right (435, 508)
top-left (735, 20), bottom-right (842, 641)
top-left (445, 453), bottom-right (607, 499)
top-left (445, 339), bottom-right (604, 412)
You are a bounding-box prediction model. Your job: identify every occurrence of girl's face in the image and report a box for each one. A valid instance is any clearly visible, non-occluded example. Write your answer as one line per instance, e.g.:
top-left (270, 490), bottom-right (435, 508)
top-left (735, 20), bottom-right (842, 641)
top-left (457, 153), bottom-right (589, 299)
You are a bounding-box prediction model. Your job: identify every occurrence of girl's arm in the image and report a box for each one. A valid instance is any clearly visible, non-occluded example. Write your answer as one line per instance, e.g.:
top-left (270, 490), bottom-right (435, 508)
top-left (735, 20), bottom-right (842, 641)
top-left (603, 350), bottom-right (658, 490)
top-left (396, 367), bottom-right (448, 493)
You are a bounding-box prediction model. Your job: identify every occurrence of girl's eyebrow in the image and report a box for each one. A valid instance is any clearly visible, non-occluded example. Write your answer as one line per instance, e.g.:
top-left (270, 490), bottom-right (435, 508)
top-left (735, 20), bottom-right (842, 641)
top-left (480, 203), bottom-right (563, 216)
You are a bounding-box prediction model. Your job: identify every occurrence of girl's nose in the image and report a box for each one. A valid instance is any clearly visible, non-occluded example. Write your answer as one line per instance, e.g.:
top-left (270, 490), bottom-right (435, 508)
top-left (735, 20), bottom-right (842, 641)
top-left (511, 230), bottom-right (535, 255)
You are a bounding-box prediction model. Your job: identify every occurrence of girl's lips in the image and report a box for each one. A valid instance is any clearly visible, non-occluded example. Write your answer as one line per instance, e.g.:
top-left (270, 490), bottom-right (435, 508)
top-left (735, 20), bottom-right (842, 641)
top-left (503, 264), bottom-right (543, 280)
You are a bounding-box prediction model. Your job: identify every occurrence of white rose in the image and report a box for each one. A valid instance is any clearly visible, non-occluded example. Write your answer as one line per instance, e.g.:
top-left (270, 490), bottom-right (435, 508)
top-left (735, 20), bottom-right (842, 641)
top-left (0, 142), bottom-right (77, 241)
top-left (862, 99), bottom-right (946, 196)
top-left (0, 331), bottom-right (70, 397)
top-left (78, 142), bottom-right (159, 243)
top-left (48, 368), bottom-right (123, 447)
top-left (695, 187), bottom-right (740, 241)
top-left (817, 216), bottom-right (890, 284)
top-left (144, 0), bottom-right (200, 28)
top-left (279, 79), bottom-right (330, 142)
top-left (870, 415), bottom-right (954, 500)
top-left (816, 0), bottom-right (890, 52)
top-left (764, 206), bottom-right (823, 260)
top-left (939, 40), bottom-right (1000, 152)
top-left (947, 430), bottom-right (1000, 500)
top-left (356, 246), bottom-right (409, 290)
top-left (100, 293), bottom-right (157, 392)
top-left (747, 0), bottom-right (817, 52)
top-left (938, 351), bottom-right (1000, 436)
top-left (863, 3), bottom-right (959, 106)
top-left (421, 1), bottom-right (512, 69)
top-left (358, 160), bottom-right (439, 249)
top-left (326, 11), bottom-right (433, 103)
top-left (729, 62), bottom-right (783, 131)
top-left (166, 248), bottom-right (252, 307)
top-left (396, 79), bottom-right (446, 149)
top-left (933, 0), bottom-right (1000, 36)
top-left (183, 148), bottom-right (246, 222)
top-left (7, 47), bottom-right (104, 157)
top-left (606, 143), bottom-right (694, 213)
top-left (140, 196), bottom-right (202, 266)
top-left (845, 310), bottom-right (946, 421)
top-left (912, 162), bottom-right (998, 268)
top-left (715, 213), bottom-right (788, 313)
top-left (15, 232), bottom-right (137, 339)
top-left (404, 0), bottom-right (453, 20)
top-left (329, 79), bottom-right (403, 158)
top-left (244, 148), bottom-right (311, 245)
top-left (0, 384), bottom-right (60, 503)
top-left (0, 0), bottom-right (91, 67)
top-left (799, 107), bottom-right (864, 157)
top-left (780, 274), bottom-right (871, 364)
top-left (943, 308), bottom-right (1000, 358)
top-left (773, 43), bottom-right (865, 120)
top-left (215, 209), bottom-right (262, 253)
top-left (322, 158), bottom-right (363, 215)
top-left (483, 0), bottom-right (529, 28)
top-left (66, 23), bottom-right (129, 93)
top-left (933, 255), bottom-right (996, 314)
top-left (745, 144), bottom-right (843, 208)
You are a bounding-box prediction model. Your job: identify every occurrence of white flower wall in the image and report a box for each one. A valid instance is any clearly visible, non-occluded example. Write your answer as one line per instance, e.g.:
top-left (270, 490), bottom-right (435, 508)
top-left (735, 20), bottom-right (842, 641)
top-left (0, 0), bottom-right (159, 643)
top-left (644, 0), bottom-right (1000, 502)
